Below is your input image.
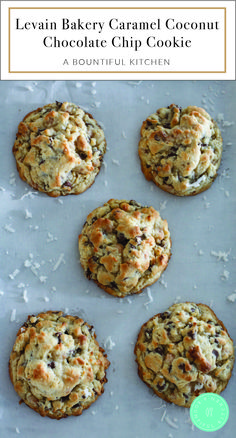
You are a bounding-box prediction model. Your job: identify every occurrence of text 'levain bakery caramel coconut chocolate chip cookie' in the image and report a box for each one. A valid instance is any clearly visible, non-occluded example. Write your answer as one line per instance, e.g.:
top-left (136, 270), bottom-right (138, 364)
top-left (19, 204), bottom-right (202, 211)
top-left (138, 104), bottom-right (223, 196)
top-left (79, 199), bottom-right (171, 298)
top-left (13, 102), bottom-right (106, 197)
top-left (9, 311), bottom-right (110, 419)
top-left (134, 302), bottom-right (234, 408)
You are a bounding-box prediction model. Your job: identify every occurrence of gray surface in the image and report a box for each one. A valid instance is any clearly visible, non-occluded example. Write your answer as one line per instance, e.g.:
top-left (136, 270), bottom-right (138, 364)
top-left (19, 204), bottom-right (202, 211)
top-left (0, 80), bottom-right (235, 438)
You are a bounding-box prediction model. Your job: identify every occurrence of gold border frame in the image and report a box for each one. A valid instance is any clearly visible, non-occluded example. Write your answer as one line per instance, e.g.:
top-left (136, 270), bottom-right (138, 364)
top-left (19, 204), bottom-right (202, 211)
top-left (8, 7), bottom-right (227, 74)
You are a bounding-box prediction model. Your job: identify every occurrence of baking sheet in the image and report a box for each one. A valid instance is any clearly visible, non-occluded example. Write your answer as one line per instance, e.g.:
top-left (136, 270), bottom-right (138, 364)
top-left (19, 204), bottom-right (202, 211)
top-left (0, 80), bottom-right (235, 438)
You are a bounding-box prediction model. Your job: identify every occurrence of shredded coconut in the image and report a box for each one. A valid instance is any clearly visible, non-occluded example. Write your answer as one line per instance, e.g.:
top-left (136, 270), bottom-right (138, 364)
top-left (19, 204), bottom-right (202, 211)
top-left (161, 409), bottom-right (167, 422)
top-left (52, 253), bottom-right (65, 271)
top-left (211, 249), bottom-right (231, 262)
top-left (4, 224), bottom-right (15, 233)
top-left (159, 200), bottom-right (167, 210)
top-left (9, 269), bottom-right (20, 280)
top-left (112, 159), bottom-right (120, 166)
top-left (227, 293), bottom-right (236, 303)
top-left (221, 270), bottom-right (230, 280)
top-left (0, 186), bottom-right (6, 191)
top-left (165, 415), bottom-right (179, 429)
top-left (0, 291), bottom-right (4, 296)
top-left (25, 209), bottom-right (32, 219)
top-left (10, 309), bottom-right (16, 322)
top-left (104, 336), bottom-right (116, 351)
top-left (23, 290), bottom-right (28, 303)
top-left (44, 296), bottom-right (50, 302)
top-left (47, 232), bottom-right (58, 243)
top-left (20, 191), bottom-right (38, 200)
top-left (15, 427), bottom-right (20, 434)
top-left (144, 288), bottom-right (153, 308)
top-left (83, 387), bottom-right (92, 398)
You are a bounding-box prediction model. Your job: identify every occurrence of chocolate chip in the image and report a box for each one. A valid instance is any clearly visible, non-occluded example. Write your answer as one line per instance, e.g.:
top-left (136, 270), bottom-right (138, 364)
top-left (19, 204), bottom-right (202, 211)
top-left (56, 101), bottom-right (63, 109)
top-left (144, 328), bottom-right (153, 341)
top-left (117, 233), bottom-right (129, 246)
top-left (155, 346), bottom-right (164, 356)
top-left (183, 393), bottom-right (188, 400)
top-left (91, 256), bottom-right (99, 262)
top-left (86, 268), bottom-right (92, 279)
top-left (55, 332), bottom-right (62, 344)
top-left (79, 152), bottom-right (87, 160)
top-left (110, 281), bottom-right (118, 290)
top-left (156, 381), bottom-right (166, 391)
top-left (129, 243), bottom-right (136, 250)
top-left (91, 216), bottom-right (98, 224)
top-left (48, 361), bottom-right (55, 369)
top-left (146, 120), bottom-right (154, 127)
top-left (168, 364), bottom-right (172, 373)
top-left (212, 349), bottom-right (219, 358)
top-left (75, 347), bottom-right (82, 355)
top-left (73, 402), bottom-right (82, 409)
top-left (130, 200), bottom-right (140, 207)
top-left (187, 330), bottom-right (196, 340)
top-left (63, 181), bottom-right (72, 188)
top-left (60, 395), bottom-right (70, 402)
top-left (159, 312), bottom-right (170, 320)
top-left (154, 134), bottom-right (161, 141)
top-left (178, 363), bottom-right (186, 372)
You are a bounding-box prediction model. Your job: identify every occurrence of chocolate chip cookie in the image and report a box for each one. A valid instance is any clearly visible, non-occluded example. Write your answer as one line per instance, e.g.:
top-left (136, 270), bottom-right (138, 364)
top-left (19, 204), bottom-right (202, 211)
top-left (79, 199), bottom-right (171, 298)
top-left (139, 104), bottom-right (223, 196)
top-left (9, 311), bottom-right (110, 419)
top-left (134, 302), bottom-right (234, 407)
top-left (13, 102), bottom-right (106, 196)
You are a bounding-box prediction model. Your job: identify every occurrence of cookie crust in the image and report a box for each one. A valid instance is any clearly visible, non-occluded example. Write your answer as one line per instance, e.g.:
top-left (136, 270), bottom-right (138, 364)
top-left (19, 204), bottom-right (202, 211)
top-left (13, 102), bottom-right (106, 197)
top-left (9, 311), bottom-right (110, 419)
top-left (134, 302), bottom-right (234, 407)
top-left (79, 199), bottom-right (171, 298)
top-left (138, 104), bottom-right (223, 196)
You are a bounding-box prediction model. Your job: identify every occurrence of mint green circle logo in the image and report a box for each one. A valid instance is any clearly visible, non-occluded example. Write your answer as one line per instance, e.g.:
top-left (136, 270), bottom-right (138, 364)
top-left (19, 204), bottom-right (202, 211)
top-left (190, 394), bottom-right (229, 432)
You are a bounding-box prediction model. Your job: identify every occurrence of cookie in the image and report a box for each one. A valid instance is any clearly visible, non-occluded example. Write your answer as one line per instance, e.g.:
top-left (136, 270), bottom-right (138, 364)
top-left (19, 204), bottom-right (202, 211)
top-left (13, 102), bottom-right (106, 197)
top-left (134, 302), bottom-right (234, 408)
top-left (9, 311), bottom-right (110, 419)
top-left (79, 199), bottom-right (171, 298)
top-left (138, 104), bottom-right (223, 196)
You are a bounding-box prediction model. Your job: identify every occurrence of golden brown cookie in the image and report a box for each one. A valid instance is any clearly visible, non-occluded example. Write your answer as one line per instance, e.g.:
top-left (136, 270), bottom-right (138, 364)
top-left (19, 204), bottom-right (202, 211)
top-left (79, 199), bottom-right (171, 298)
top-left (134, 302), bottom-right (234, 407)
top-left (9, 311), bottom-right (110, 419)
top-left (13, 102), bottom-right (106, 196)
top-left (139, 104), bottom-right (223, 196)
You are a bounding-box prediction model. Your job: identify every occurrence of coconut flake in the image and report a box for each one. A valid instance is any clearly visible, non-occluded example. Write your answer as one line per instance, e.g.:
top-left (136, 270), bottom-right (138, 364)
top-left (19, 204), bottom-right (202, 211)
top-left (25, 209), bottom-right (32, 219)
top-left (144, 288), bottom-right (153, 308)
top-left (9, 269), bottom-right (20, 280)
top-left (4, 224), bottom-right (15, 233)
top-left (221, 270), bottom-right (230, 280)
top-left (227, 293), bottom-right (236, 303)
top-left (10, 309), bottom-right (16, 322)
top-left (165, 415), bottom-right (179, 429)
top-left (211, 249), bottom-right (231, 262)
top-left (52, 253), bottom-right (65, 271)
top-left (112, 159), bottom-right (120, 166)
top-left (23, 290), bottom-right (28, 302)
top-left (104, 336), bottom-right (116, 351)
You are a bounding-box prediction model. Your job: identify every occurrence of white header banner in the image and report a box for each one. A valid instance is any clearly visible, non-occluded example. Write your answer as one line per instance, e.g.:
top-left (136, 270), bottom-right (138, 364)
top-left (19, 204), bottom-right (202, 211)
top-left (1, 0), bottom-right (235, 80)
